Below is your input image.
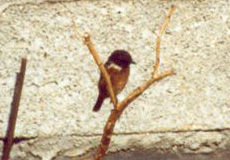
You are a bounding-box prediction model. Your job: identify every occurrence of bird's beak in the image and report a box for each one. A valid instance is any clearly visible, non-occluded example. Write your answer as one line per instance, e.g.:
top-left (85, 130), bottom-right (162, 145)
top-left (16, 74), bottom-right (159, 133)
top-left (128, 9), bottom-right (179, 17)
top-left (131, 60), bottom-right (136, 64)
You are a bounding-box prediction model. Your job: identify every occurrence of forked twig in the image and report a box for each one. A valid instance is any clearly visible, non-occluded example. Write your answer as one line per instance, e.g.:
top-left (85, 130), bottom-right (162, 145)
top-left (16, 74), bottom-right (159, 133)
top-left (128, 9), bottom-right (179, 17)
top-left (1, 58), bottom-right (27, 160)
top-left (83, 5), bottom-right (176, 160)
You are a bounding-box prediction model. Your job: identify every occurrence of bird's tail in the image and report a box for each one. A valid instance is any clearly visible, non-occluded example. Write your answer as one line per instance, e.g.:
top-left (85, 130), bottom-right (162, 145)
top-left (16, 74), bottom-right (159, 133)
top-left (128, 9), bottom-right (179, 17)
top-left (93, 94), bottom-right (104, 112)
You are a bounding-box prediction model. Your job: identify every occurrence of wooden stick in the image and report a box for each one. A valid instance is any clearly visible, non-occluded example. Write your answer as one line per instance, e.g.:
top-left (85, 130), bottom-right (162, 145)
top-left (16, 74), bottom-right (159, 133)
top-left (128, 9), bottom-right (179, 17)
top-left (84, 34), bottom-right (118, 106)
top-left (1, 58), bottom-right (27, 160)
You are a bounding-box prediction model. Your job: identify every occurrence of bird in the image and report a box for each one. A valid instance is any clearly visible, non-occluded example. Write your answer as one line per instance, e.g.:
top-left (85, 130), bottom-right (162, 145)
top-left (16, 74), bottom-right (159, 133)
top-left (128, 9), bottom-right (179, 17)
top-left (93, 50), bottom-right (135, 112)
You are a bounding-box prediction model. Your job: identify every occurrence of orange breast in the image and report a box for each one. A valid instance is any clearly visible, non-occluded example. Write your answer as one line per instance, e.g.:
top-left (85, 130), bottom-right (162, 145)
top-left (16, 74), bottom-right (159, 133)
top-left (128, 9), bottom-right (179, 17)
top-left (109, 67), bottom-right (130, 94)
top-left (98, 66), bottom-right (130, 96)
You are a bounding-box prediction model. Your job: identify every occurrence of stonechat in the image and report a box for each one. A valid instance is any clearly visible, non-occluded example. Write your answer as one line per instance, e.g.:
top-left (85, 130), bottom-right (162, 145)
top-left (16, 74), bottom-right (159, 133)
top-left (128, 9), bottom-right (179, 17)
top-left (93, 50), bottom-right (135, 112)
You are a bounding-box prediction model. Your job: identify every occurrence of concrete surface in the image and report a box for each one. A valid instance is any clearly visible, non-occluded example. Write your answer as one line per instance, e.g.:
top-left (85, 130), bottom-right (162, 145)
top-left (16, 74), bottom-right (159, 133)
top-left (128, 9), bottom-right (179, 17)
top-left (0, 0), bottom-right (230, 159)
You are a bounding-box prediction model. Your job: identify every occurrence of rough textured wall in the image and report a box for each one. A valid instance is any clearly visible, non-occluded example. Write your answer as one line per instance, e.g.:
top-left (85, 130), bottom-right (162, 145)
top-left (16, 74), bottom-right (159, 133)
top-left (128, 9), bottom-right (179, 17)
top-left (0, 0), bottom-right (230, 160)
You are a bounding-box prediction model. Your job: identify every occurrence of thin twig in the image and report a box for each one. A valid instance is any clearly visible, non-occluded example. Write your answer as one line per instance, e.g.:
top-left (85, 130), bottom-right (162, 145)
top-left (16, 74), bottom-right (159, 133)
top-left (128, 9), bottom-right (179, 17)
top-left (1, 58), bottom-right (27, 160)
top-left (72, 20), bottom-right (84, 41)
top-left (153, 5), bottom-right (175, 77)
top-left (84, 34), bottom-right (118, 107)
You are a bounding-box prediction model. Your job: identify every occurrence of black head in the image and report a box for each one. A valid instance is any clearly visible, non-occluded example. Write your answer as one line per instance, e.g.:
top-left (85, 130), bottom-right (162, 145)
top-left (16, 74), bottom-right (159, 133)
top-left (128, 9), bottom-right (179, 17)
top-left (108, 50), bottom-right (135, 68)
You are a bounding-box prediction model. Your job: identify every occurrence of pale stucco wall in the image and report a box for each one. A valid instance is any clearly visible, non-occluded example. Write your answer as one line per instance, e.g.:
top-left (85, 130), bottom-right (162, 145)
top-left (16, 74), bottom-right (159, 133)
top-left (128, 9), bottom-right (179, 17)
top-left (0, 0), bottom-right (230, 160)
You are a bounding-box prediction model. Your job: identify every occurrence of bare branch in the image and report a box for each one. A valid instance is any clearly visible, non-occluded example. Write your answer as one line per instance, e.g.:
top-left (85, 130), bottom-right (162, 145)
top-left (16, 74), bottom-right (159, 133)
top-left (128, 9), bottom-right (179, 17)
top-left (79, 5), bottom-right (176, 160)
top-left (93, 5), bottom-right (176, 160)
